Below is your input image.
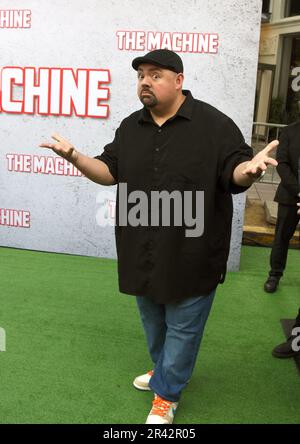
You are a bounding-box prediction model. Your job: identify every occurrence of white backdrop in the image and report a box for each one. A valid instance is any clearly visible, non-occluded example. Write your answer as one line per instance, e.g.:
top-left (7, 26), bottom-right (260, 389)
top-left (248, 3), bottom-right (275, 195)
top-left (0, 0), bottom-right (262, 270)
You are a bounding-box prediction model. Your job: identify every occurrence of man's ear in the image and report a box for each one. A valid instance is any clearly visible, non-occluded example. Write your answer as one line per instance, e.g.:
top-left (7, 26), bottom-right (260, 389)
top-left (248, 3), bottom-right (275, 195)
top-left (175, 73), bottom-right (184, 90)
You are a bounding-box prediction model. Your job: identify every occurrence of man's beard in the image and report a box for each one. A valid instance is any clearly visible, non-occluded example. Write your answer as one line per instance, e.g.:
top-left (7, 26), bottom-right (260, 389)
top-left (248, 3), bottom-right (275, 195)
top-left (139, 90), bottom-right (158, 108)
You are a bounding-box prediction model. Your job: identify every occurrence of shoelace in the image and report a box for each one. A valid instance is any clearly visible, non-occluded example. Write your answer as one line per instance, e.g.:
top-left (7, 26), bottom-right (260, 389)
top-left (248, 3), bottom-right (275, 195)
top-left (151, 396), bottom-right (173, 417)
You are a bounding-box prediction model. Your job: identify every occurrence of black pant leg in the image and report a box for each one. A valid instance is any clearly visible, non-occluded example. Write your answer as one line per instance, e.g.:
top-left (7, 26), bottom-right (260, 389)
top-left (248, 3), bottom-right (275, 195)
top-left (294, 308), bottom-right (300, 329)
top-left (269, 204), bottom-right (300, 277)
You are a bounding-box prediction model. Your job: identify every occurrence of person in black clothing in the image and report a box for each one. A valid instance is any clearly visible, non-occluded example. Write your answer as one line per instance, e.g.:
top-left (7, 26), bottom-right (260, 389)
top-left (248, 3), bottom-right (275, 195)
top-left (264, 122), bottom-right (300, 293)
top-left (272, 204), bottom-right (300, 358)
top-left (40, 50), bottom-right (278, 424)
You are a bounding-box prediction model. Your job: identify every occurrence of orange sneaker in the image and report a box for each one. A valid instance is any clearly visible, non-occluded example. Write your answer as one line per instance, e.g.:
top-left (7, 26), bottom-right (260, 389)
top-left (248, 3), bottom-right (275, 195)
top-left (133, 370), bottom-right (154, 391)
top-left (145, 394), bottom-right (178, 424)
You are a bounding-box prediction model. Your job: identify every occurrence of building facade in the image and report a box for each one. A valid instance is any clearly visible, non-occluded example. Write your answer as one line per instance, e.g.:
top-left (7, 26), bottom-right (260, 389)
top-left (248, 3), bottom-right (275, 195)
top-left (255, 0), bottom-right (300, 126)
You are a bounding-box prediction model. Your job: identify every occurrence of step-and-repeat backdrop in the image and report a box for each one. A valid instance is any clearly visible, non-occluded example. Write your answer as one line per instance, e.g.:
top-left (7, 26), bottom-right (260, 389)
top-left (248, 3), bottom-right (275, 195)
top-left (0, 0), bottom-right (262, 270)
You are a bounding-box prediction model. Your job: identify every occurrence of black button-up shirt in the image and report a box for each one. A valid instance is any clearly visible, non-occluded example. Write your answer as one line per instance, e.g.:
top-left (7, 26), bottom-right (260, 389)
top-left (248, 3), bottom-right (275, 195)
top-left (95, 90), bottom-right (253, 303)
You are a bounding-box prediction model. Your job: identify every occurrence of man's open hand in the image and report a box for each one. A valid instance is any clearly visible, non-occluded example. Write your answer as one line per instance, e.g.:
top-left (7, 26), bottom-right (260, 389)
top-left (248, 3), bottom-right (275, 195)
top-left (40, 133), bottom-right (78, 163)
top-left (242, 140), bottom-right (279, 178)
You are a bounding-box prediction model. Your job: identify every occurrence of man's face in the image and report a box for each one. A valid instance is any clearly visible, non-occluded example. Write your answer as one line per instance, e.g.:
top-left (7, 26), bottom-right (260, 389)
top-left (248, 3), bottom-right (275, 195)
top-left (137, 63), bottom-right (182, 108)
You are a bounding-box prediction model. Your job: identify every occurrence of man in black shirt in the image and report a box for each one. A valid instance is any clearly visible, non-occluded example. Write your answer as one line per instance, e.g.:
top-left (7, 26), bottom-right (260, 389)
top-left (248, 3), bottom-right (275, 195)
top-left (41, 49), bottom-right (278, 424)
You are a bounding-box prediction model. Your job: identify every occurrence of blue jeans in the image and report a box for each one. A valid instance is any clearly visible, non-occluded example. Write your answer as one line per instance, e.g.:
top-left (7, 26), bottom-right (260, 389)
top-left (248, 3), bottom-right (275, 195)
top-left (136, 289), bottom-right (216, 402)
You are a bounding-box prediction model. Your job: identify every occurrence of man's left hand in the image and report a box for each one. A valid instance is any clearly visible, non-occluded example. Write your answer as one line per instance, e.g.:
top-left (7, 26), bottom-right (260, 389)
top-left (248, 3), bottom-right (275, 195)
top-left (242, 140), bottom-right (279, 179)
top-left (232, 140), bottom-right (279, 187)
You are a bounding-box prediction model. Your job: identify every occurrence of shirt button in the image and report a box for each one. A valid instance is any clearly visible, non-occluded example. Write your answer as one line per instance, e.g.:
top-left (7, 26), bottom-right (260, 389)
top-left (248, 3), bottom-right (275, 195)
top-left (158, 128), bottom-right (162, 133)
top-left (155, 148), bottom-right (159, 152)
top-left (154, 167), bottom-right (158, 172)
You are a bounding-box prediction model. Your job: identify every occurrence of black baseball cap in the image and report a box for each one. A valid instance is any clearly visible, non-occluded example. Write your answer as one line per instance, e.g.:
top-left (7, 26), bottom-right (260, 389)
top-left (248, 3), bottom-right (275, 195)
top-left (132, 49), bottom-right (184, 74)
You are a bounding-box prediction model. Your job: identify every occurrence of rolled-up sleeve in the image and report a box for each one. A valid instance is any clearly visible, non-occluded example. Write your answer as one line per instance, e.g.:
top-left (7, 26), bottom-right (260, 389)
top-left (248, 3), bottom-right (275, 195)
top-left (218, 118), bottom-right (253, 194)
top-left (94, 127), bottom-right (120, 182)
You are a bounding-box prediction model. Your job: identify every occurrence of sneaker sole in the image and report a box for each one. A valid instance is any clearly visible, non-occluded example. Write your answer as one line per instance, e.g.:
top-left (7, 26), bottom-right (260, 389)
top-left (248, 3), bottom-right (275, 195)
top-left (133, 379), bottom-right (191, 391)
top-left (133, 381), bottom-right (152, 391)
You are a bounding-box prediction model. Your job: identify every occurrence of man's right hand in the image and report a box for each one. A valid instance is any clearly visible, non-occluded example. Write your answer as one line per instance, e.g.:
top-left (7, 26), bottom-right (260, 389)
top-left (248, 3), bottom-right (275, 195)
top-left (39, 132), bottom-right (116, 186)
top-left (40, 132), bottom-right (78, 163)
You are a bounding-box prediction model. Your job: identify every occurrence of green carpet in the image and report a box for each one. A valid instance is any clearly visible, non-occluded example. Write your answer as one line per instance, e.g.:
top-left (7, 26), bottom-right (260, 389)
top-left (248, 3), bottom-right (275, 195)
top-left (0, 245), bottom-right (299, 424)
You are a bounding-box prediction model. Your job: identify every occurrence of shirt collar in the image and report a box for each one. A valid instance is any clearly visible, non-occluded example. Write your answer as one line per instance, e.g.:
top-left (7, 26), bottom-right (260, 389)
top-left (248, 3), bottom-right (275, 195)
top-left (138, 89), bottom-right (194, 124)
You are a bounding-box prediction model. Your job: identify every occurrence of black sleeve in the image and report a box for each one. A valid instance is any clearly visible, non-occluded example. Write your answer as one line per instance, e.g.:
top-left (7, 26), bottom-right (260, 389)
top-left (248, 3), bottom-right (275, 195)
top-left (94, 127), bottom-right (120, 182)
top-left (276, 128), bottom-right (299, 198)
top-left (218, 118), bottom-right (253, 194)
